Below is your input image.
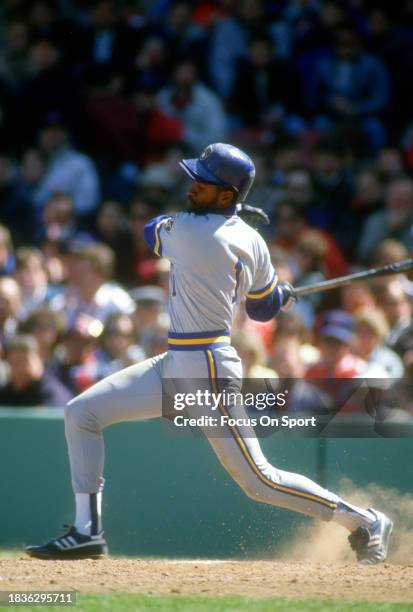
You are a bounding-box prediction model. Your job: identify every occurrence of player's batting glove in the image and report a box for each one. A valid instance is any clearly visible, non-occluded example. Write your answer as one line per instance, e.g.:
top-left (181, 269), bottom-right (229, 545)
top-left (237, 204), bottom-right (270, 229)
top-left (280, 282), bottom-right (297, 312)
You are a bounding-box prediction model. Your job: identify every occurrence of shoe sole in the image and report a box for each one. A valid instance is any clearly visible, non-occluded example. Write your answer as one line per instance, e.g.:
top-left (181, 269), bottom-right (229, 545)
top-left (26, 549), bottom-right (107, 560)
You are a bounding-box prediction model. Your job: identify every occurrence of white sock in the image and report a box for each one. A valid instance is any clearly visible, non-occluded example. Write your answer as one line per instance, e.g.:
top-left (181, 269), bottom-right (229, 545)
top-left (333, 500), bottom-right (376, 532)
top-left (75, 493), bottom-right (102, 536)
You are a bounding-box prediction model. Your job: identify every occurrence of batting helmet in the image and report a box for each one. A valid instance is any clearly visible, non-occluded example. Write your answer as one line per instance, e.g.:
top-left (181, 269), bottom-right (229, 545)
top-left (179, 143), bottom-right (255, 202)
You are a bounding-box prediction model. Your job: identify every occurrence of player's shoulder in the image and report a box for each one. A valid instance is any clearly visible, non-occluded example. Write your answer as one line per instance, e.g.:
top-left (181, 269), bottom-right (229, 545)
top-left (173, 211), bottom-right (236, 232)
top-left (233, 216), bottom-right (269, 249)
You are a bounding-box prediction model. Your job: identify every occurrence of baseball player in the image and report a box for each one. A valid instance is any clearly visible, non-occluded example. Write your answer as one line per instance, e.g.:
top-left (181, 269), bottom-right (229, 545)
top-left (26, 143), bottom-right (393, 564)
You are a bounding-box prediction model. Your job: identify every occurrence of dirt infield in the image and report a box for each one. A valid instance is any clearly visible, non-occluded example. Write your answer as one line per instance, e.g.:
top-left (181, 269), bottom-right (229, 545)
top-left (1, 558), bottom-right (413, 602)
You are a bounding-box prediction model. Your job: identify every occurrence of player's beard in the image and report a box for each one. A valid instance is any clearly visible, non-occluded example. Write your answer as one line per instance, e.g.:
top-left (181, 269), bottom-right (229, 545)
top-left (186, 194), bottom-right (211, 213)
top-left (186, 192), bottom-right (222, 213)
top-left (186, 194), bottom-right (198, 211)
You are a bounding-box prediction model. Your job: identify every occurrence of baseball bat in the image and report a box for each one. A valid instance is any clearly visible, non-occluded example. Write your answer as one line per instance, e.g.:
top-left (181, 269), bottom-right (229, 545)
top-left (294, 258), bottom-right (413, 297)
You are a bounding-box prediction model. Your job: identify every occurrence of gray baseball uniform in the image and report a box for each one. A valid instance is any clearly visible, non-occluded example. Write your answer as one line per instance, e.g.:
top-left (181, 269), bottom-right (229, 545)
top-left (65, 209), bottom-right (368, 526)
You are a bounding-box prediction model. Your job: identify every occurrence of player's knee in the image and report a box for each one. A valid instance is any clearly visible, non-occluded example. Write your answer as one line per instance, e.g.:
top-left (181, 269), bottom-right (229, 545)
top-left (65, 397), bottom-right (84, 428)
top-left (65, 396), bottom-right (98, 432)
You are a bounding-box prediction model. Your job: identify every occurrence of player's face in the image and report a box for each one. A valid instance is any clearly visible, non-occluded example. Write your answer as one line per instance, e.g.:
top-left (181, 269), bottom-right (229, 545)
top-left (186, 181), bottom-right (232, 212)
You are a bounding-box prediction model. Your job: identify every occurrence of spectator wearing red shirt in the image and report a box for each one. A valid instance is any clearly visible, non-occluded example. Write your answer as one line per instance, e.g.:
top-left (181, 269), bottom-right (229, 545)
top-left (306, 310), bottom-right (366, 379)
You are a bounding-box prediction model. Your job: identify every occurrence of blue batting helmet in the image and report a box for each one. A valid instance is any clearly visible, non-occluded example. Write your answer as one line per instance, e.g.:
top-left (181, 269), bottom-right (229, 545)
top-left (179, 143), bottom-right (255, 202)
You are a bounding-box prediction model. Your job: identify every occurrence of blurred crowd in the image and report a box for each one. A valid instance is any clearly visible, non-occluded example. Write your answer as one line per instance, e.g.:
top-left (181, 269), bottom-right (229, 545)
top-left (1, 0), bottom-right (413, 418)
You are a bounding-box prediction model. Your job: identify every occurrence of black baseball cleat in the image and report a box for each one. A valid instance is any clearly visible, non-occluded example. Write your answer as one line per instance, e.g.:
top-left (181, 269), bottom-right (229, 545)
top-left (26, 526), bottom-right (108, 560)
top-left (348, 508), bottom-right (393, 565)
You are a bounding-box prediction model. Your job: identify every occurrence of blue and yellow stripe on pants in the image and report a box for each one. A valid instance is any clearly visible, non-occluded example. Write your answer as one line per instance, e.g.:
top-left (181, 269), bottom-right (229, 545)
top-left (204, 349), bottom-right (337, 511)
top-left (168, 330), bottom-right (231, 351)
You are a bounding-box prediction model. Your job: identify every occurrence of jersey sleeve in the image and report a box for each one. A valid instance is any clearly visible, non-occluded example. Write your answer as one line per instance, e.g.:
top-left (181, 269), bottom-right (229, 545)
top-left (143, 214), bottom-right (180, 260)
top-left (245, 238), bottom-right (284, 321)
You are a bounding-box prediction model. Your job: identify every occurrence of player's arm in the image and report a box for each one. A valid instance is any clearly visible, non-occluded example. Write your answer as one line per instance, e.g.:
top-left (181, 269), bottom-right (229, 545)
top-left (143, 215), bottom-right (176, 257)
top-left (246, 275), bottom-right (296, 321)
top-left (245, 240), bottom-right (296, 321)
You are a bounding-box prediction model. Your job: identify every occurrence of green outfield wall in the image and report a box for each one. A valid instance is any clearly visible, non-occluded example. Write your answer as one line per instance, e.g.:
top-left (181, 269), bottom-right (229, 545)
top-left (1, 409), bottom-right (412, 558)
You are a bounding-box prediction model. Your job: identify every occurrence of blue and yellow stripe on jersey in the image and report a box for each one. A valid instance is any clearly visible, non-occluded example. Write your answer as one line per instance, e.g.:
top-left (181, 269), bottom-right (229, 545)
top-left (143, 214), bottom-right (173, 257)
top-left (246, 272), bottom-right (278, 300)
top-left (204, 349), bottom-right (337, 512)
top-left (168, 330), bottom-right (231, 351)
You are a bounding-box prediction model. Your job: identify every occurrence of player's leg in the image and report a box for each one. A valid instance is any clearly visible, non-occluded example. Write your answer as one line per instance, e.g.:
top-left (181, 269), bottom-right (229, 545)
top-left (26, 353), bottom-right (166, 559)
top-left (65, 353), bottom-right (165, 496)
top-left (202, 347), bottom-right (393, 564)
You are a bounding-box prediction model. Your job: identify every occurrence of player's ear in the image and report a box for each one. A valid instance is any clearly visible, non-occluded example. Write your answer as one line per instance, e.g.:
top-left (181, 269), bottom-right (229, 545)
top-left (218, 187), bottom-right (236, 207)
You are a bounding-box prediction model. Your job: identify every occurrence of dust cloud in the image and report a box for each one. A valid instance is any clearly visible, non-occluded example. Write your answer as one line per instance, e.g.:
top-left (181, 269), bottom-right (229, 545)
top-left (279, 478), bottom-right (413, 564)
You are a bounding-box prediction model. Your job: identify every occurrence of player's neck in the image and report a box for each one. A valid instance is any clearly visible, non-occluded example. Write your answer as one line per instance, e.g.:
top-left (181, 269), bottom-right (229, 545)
top-left (190, 204), bottom-right (237, 216)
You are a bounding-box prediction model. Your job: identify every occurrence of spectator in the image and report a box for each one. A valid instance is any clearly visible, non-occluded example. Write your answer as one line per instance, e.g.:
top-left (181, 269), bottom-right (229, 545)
top-left (340, 280), bottom-right (376, 315)
top-left (84, 66), bottom-right (182, 166)
top-left (269, 136), bottom-right (304, 187)
top-left (139, 164), bottom-right (177, 207)
top-left (373, 280), bottom-right (413, 348)
top-left (133, 37), bottom-right (170, 93)
top-left (157, 2), bottom-right (207, 69)
top-left (228, 34), bottom-right (300, 132)
top-left (305, 310), bottom-right (391, 413)
top-left (17, 38), bottom-right (81, 144)
top-left (371, 239), bottom-right (409, 268)
top-left (130, 285), bottom-right (168, 355)
top-left (354, 309), bottom-right (404, 379)
top-left (0, 334), bottom-right (71, 407)
top-left (39, 192), bottom-right (86, 246)
top-left (270, 331), bottom-right (306, 380)
top-left (270, 311), bottom-right (320, 372)
top-left (271, 200), bottom-right (348, 279)
top-left (128, 199), bottom-right (159, 284)
top-left (232, 298), bottom-right (277, 354)
top-left (245, 153), bottom-right (282, 215)
top-left (269, 328), bottom-right (331, 415)
top-left (232, 330), bottom-right (278, 378)
top-left (0, 276), bottom-right (20, 356)
top-left (0, 154), bottom-right (34, 245)
top-left (284, 168), bottom-right (315, 210)
top-left (96, 313), bottom-right (145, 377)
top-left (19, 307), bottom-right (64, 365)
top-left (142, 325), bottom-right (168, 358)
top-left (365, 6), bottom-right (413, 135)
top-left (375, 147), bottom-right (406, 186)
top-left (54, 313), bottom-right (103, 394)
top-left (306, 310), bottom-right (369, 378)
top-left (350, 169), bottom-right (385, 243)
top-left (49, 242), bottom-right (135, 326)
top-left (80, 0), bottom-right (137, 71)
top-left (13, 247), bottom-right (57, 319)
top-left (94, 200), bottom-right (135, 286)
top-left (35, 117), bottom-right (100, 218)
top-left (357, 179), bottom-right (413, 262)
top-left (207, 0), bottom-right (269, 99)
top-left (306, 22), bottom-right (390, 152)
top-left (292, 230), bottom-right (327, 313)
top-left (310, 138), bottom-right (355, 255)
top-left (0, 225), bottom-right (15, 276)
top-left (28, 0), bottom-right (81, 63)
top-left (14, 148), bottom-right (46, 224)
top-left (0, 19), bottom-right (31, 88)
top-left (157, 59), bottom-right (227, 152)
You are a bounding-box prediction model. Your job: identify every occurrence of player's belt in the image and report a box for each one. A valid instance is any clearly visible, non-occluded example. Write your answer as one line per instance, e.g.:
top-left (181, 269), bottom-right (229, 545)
top-left (168, 330), bottom-right (231, 351)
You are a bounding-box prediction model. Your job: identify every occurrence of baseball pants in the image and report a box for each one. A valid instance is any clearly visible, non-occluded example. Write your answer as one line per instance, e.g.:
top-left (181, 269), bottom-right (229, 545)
top-left (65, 346), bottom-right (340, 522)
